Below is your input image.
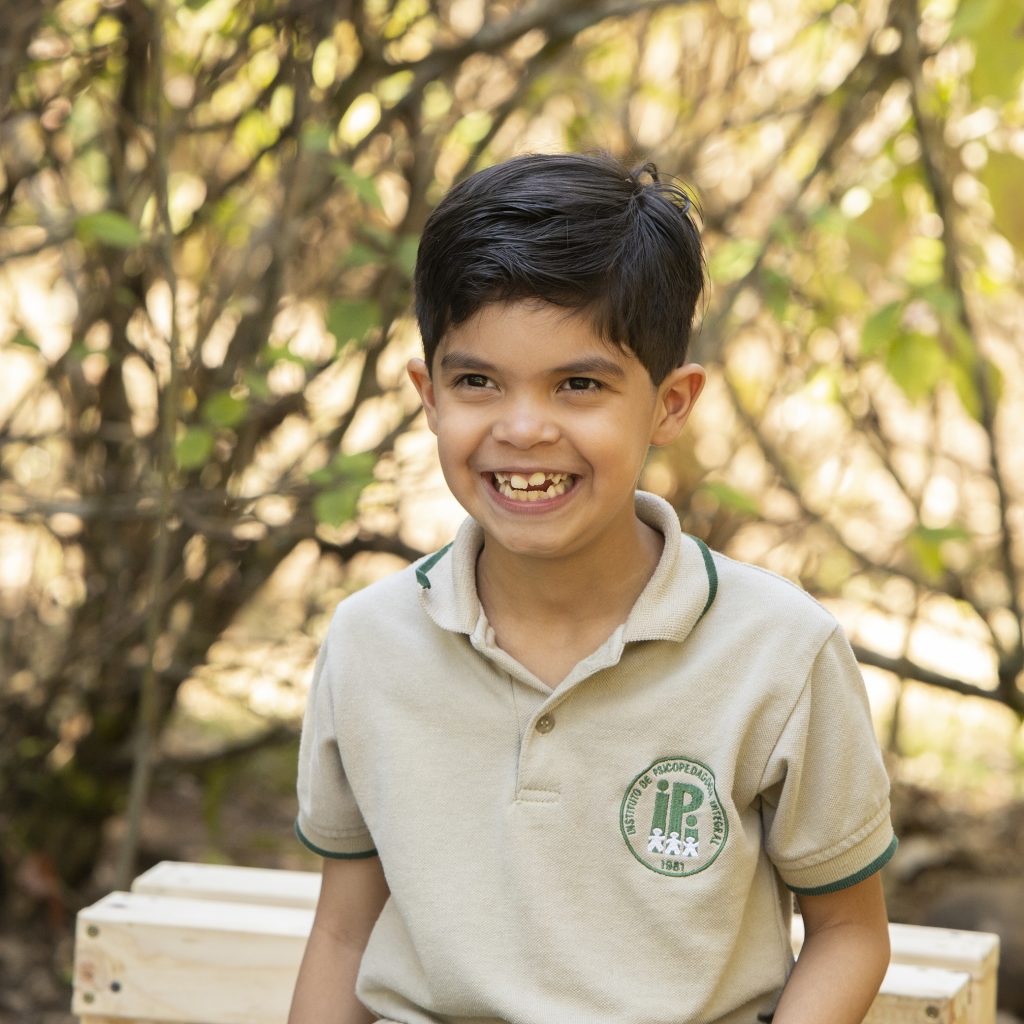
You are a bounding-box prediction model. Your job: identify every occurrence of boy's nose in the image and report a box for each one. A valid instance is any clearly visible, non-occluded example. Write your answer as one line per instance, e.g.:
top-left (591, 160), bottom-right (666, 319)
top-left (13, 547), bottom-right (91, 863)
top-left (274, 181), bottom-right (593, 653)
top-left (491, 399), bottom-right (560, 448)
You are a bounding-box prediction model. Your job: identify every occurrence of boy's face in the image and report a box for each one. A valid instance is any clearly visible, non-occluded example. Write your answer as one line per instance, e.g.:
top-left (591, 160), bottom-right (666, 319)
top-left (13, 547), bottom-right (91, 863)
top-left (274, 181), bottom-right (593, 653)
top-left (407, 301), bottom-right (704, 566)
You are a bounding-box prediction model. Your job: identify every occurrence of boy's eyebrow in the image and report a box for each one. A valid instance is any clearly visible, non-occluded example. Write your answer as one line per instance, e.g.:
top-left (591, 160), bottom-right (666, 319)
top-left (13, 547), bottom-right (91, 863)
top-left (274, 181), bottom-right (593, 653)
top-left (439, 351), bottom-right (627, 378)
top-left (438, 351), bottom-right (496, 373)
top-left (550, 356), bottom-right (627, 378)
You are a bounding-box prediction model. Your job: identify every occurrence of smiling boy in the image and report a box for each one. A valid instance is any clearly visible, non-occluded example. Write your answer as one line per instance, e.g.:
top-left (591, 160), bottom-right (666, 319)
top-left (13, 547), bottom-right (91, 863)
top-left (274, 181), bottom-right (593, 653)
top-left (289, 153), bottom-right (897, 1024)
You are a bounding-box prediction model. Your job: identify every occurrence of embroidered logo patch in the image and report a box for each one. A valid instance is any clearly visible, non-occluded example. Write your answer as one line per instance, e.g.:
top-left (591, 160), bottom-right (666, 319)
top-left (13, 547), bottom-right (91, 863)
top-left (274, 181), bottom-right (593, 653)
top-left (620, 757), bottom-right (728, 876)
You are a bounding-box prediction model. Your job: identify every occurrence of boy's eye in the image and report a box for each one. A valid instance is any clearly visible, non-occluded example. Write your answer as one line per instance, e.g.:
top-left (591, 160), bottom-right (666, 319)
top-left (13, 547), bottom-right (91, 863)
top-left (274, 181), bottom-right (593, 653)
top-left (455, 373), bottom-right (493, 388)
top-left (561, 377), bottom-right (602, 392)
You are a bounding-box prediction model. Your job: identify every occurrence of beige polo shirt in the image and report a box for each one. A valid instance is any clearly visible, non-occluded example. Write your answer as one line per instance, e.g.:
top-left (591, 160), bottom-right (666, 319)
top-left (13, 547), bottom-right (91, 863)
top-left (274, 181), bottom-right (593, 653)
top-left (296, 491), bottom-right (896, 1024)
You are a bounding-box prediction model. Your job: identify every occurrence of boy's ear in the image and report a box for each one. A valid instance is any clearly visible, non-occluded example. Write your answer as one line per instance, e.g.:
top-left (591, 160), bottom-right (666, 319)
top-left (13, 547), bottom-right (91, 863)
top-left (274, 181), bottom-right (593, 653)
top-left (650, 363), bottom-right (705, 447)
top-left (407, 358), bottom-right (439, 434)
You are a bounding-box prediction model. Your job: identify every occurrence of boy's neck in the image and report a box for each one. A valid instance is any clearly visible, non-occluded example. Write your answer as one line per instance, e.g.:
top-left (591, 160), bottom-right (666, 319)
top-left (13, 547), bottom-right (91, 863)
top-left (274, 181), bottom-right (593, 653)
top-left (475, 512), bottom-right (664, 633)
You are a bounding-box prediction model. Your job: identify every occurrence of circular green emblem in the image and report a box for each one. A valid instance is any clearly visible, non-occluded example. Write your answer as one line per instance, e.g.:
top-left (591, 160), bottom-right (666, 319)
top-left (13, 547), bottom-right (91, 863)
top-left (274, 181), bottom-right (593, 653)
top-left (620, 756), bottom-right (728, 876)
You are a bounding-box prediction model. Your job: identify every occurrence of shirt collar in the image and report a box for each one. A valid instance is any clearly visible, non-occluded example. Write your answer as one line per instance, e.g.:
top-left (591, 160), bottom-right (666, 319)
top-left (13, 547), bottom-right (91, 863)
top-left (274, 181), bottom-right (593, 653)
top-left (417, 491), bottom-right (717, 644)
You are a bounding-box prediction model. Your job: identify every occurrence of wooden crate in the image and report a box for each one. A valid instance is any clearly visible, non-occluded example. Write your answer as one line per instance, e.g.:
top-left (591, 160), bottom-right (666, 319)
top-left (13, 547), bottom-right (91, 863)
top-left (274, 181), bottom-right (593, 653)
top-left (792, 915), bottom-right (999, 1024)
top-left (73, 891), bottom-right (312, 1024)
top-left (71, 861), bottom-right (999, 1024)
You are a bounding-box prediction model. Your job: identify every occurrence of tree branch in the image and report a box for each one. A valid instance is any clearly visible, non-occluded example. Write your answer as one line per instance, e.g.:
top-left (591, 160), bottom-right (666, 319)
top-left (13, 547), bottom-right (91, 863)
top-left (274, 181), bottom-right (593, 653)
top-left (893, 0), bottom-right (1024, 700)
top-left (851, 642), bottom-right (1021, 712)
top-left (316, 531), bottom-right (426, 566)
top-left (115, 0), bottom-right (183, 890)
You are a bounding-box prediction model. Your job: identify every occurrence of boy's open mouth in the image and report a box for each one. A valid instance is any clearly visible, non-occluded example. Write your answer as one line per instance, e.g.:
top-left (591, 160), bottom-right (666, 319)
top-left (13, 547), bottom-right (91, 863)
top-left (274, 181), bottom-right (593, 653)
top-left (490, 471), bottom-right (576, 502)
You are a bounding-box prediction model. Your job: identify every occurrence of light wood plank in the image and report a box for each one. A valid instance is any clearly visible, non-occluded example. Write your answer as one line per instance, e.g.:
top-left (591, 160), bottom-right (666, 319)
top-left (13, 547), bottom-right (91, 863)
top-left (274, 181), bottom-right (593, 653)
top-left (73, 892), bottom-right (311, 1024)
top-left (132, 862), bottom-right (320, 909)
top-left (74, 889), bottom-right (976, 1024)
top-left (865, 964), bottom-right (971, 1023)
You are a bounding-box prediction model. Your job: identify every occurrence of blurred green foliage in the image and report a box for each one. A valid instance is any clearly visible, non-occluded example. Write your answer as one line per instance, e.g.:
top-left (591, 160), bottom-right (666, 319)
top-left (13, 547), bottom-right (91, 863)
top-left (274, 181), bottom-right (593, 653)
top-left (0, 0), bottom-right (1022, 910)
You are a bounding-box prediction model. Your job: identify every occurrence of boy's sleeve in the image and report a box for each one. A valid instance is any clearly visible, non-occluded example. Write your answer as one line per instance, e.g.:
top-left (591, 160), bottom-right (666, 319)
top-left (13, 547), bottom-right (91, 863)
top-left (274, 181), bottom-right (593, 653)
top-left (759, 625), bottom-right (897, 895)
top-left (295, 632), bottom-right (377, 858)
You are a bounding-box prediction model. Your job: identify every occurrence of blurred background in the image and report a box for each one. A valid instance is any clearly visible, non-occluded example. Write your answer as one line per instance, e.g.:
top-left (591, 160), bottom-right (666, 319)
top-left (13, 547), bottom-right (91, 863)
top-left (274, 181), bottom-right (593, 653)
top-left (1, 0), bottom-right (1022, 1019)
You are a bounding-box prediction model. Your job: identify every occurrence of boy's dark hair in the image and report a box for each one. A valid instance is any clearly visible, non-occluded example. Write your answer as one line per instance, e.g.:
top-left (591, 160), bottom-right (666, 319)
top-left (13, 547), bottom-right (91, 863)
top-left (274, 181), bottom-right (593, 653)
top-left (414, 152), bottom-right (705, 384)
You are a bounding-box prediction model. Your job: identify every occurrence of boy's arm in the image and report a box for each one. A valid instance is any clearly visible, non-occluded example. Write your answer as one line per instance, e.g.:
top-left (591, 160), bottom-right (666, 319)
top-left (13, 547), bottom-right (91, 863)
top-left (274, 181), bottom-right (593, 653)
top-left (288, 855), bottom-right (390, 1024)
top-left (772, 873), bottom-right (890, 1024)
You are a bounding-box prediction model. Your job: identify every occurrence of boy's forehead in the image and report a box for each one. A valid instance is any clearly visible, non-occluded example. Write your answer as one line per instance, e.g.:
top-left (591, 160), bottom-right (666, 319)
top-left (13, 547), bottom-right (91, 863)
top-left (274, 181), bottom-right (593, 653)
top-left (433, 299), bottom-right (642, 371)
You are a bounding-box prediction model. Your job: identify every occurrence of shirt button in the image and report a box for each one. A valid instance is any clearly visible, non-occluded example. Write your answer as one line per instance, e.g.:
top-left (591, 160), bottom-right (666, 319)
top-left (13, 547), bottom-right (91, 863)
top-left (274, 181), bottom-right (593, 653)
top-left (535, 714), bottom-right (555, 734)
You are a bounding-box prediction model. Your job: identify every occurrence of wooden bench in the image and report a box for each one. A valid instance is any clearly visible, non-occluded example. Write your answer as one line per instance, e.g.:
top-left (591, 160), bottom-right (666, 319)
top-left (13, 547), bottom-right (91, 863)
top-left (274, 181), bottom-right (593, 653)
top-left (71, 861), bottom-right (1000, 1024)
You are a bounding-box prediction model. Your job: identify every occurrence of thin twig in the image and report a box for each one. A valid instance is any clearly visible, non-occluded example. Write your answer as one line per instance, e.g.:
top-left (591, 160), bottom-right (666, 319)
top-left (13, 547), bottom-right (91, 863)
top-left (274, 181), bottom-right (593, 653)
top-left (115, 0), bottom-right (182, 889)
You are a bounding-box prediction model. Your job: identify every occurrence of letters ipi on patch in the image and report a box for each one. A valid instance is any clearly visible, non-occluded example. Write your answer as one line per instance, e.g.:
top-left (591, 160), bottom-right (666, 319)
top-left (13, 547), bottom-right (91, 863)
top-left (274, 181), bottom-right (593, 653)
top-left (620, 756), bottom-right (728, 877)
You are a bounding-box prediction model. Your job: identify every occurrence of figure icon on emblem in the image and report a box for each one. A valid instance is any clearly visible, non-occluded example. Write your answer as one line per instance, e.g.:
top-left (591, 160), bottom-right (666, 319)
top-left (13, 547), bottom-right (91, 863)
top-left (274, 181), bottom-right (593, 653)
top-left (682, 836), bottom-right (699, 858)
top-left (647, 828), bottom-right (666, 853)
top-left (664, 831), bottom-right (682, 856)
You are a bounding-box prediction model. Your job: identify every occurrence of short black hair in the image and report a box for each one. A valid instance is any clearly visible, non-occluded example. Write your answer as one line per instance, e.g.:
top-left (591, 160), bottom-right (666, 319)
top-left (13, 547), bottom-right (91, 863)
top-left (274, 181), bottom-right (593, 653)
top-left (414, 152), bottom-right (704, 384)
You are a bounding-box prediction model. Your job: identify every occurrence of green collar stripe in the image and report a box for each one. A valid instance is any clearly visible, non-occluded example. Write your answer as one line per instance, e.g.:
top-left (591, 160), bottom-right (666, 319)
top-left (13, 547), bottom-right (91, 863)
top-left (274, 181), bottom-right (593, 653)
top-left (415, 542), bottom-right (453, 589)
top-left (691, 536), bottom-right (718, 622)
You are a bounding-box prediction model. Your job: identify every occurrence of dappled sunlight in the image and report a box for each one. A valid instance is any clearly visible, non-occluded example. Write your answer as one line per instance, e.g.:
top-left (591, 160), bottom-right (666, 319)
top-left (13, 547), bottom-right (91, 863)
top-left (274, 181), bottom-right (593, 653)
top-left (1, 14), bottom-right (1023, 1016)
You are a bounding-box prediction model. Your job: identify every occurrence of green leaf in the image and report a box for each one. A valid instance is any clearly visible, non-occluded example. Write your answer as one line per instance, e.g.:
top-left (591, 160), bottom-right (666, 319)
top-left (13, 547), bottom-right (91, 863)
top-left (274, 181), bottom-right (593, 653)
top-left (310, 451), bottom-right (378, 487)
top-left (907, 524), bottom-right (970, 580)
top-left (301, 125), bottom-right (333, 153)
top-left (359, 223), bottom-right (394, 249)
top-left (236, 109), bottom-right (278, 157)
top-left (243, 370), bottom-right (272, 400)
top-left (175, 427), bottom-right (214, 470)
top-left (377, 70), bottom-right (414, 104)
top-left (807, 205), bottom-right (847, 235)
top-left (954, 0), bottom-right (1024, 99)
top-left (860, 302), bottom-right (903, 357)
top-left (313, 483), bottom-right (363, 527)
top-left (905, 237), bottom-right (945, 287)
top-left (326, 299), bottom-right (379, 349)
top-left (949, 0), bottom-right (1003, 39)
top-left (761, 269), bottom-right (791, 321)
top-left (8, 331), bottom-right (39, 351)
top-left (453, 111), bottom-right (492, 145)
top-left (74, 210), bottom-right (142, 249)
top-left (341, 243), bottom-right (381, 269)
top-left (917, 283), bottom-right (961, 321)
top-left (981, 150), bottom-right (1024, 250)
top-left (395, 235), bottom-right (419, 278)
top-left (885, 332), bottom-right (946, 401)
top-left (700, 481), bottom-right (760, 517)
top-left (308, 467), bottom-right (335, 486)
top-left (949, 357), bottom-right (1003, 421)
top-left (332, 163), bottom-right (383, 209)
top-left (331, 451), bottom-right (377, 480)
top-left (769, 217), bottom-right (799, 247)
top-left (917, 525), bottom-right (971, 544)
top-left (202, 391), bottom-right (248, 428)
top-left (263, 344), bottom-right (310, 367)
top-left (708, 239), bottom-right (760, 284)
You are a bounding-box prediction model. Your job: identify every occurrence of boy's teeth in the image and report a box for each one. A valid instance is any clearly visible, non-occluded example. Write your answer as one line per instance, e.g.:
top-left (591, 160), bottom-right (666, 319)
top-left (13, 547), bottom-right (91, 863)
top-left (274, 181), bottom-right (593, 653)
top-left (493, 471), bottom-right (572, 501)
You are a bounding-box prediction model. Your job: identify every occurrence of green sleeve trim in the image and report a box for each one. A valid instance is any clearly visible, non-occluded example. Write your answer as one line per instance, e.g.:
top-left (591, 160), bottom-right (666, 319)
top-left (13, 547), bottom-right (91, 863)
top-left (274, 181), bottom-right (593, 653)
top-left (415, 542), bottom-right (453, 589)
top-left (690, 536), bottom-right (718, 623)
top-left (788, 835), bottom-right (898, 896)
top-left (295, 820), bottom-right (377, 860)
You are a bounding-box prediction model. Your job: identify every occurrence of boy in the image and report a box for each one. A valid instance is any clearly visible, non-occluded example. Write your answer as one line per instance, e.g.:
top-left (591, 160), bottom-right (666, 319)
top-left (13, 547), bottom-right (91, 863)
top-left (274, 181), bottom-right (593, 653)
top-left (289, 153), bottom-right (897, 1024)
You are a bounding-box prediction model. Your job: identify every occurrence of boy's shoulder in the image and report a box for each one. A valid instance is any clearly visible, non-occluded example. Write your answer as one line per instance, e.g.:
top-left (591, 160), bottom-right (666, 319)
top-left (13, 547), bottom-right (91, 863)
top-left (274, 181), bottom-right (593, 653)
top-left (325, 541), bottom-right (464, 634)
